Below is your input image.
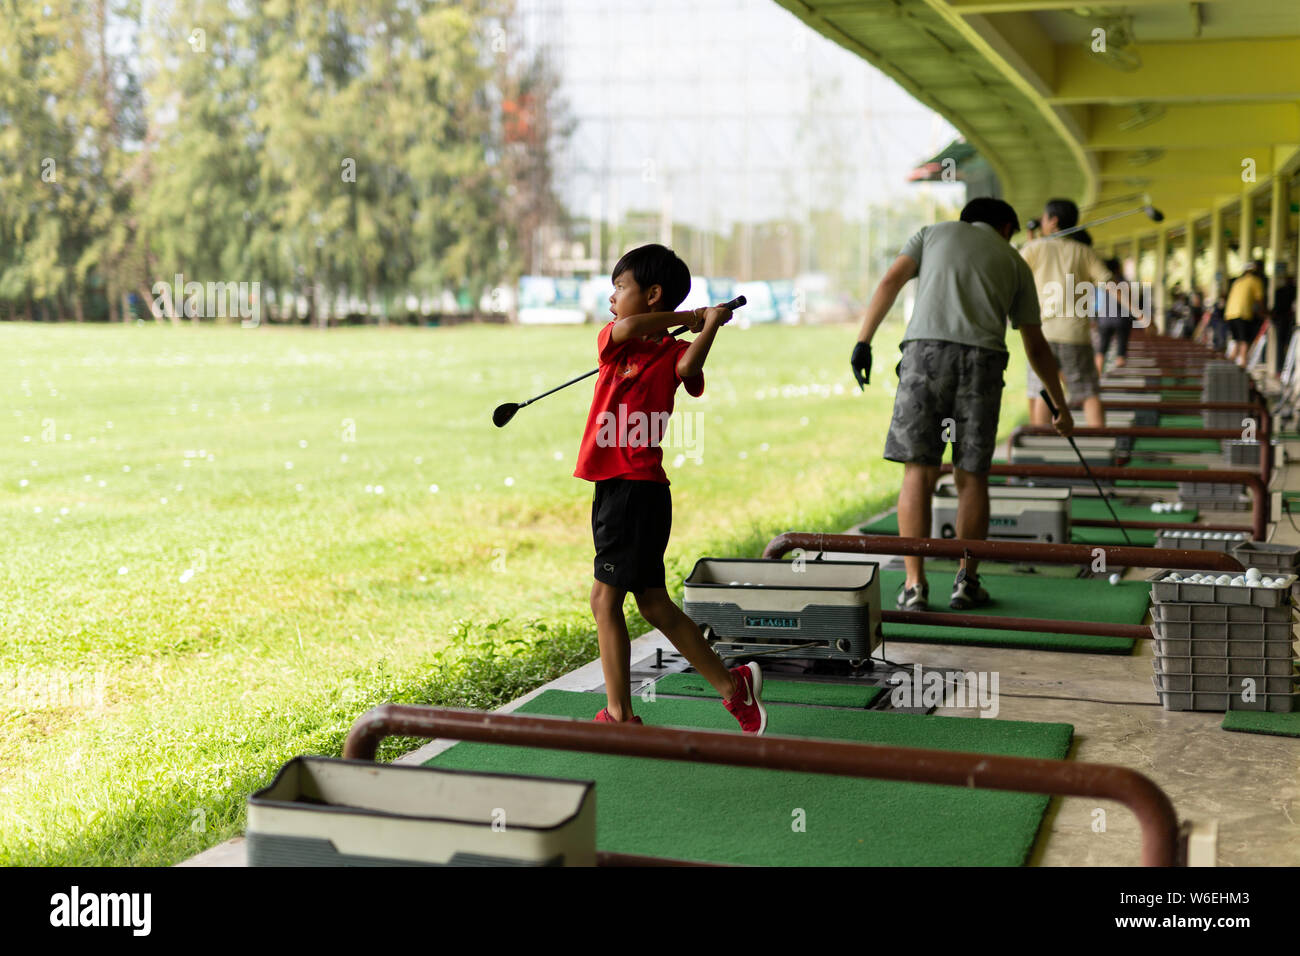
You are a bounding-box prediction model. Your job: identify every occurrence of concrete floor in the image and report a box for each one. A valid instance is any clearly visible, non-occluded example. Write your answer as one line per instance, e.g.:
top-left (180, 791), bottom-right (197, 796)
top-left (182, 378), bottom-right (1300, 868)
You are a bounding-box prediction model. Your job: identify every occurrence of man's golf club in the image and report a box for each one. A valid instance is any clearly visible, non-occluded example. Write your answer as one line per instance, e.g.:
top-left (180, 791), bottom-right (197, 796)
top-left (492, 295), bottom-right (747, 427)
top-left (1039, 388), bottom-right (1133, 546)
top-left (1047, 203), bottom-right (1164, 240)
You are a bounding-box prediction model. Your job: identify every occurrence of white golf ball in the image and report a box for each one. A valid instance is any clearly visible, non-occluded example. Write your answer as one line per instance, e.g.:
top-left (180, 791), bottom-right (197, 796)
top-left (1150, 503), bottom-right (1163, 513)
top-left (1168, 573), bottom-right (1183, 583)
top-left (1260, 577), bottom-right (1274, 587)
top-left (1108, 573), bottom-right (1121, 585)
top-left (1231, 576), bottom-right (1245, 587)
top-left (1215, 574), bottom-right (1232, 585)
top-left (1246, 567), bottom-right (1261, 579)
top-left (1173, 502), bottom-right (1184, 512)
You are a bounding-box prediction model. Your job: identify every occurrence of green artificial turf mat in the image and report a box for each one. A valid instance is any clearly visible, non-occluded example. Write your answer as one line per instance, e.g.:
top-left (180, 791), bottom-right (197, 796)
top-left (1116, 458), bottom-right (1206, 489)
top-left (652, 673), bottom-right (883, 708)
top-left (1221, 710), bottom-right (1300, 738)
top-left (879, 569), bottom-right (1141, 653)
top-left (1069, 526), bottom-right (1159, 546)
top-left (1132, 436), bottom-right (1223, 453)
top-left (859, 512), bottom-right (900, 535)
top-left (425, 689), bottom-right (1074, 866)
top-left (1071, 498), bottom-right (1197, 523)
top-left (1160, 414), bottom-right (1205, 428)
top-left (913, 558), bottom-right (1085, 578)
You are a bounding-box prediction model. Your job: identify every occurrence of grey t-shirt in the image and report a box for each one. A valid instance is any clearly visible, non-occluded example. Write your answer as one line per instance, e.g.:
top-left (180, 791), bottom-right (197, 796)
top-left (899, 221), bottom-right (1041, 353)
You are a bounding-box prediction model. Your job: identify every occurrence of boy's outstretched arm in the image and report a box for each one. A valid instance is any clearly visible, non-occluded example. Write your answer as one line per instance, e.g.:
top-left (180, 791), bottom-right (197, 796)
top-left (677, 305), bottom-right (730, 378)
top-left (611, 309), bottom-right (701, 344)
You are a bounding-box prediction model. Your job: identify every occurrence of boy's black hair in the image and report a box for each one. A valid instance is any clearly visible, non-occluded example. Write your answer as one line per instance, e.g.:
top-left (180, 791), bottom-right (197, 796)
top-left (1044, 198), bottom-right (1080, 231)
top-left (611, 244), bottom-right (691, 310)
top-left (959, 197), bottom-right (1020, 234)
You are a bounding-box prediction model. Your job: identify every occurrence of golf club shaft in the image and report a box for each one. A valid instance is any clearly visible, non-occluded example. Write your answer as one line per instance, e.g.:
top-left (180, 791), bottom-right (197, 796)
top-left (517, 295), bottom-right (746, 410)
top-left (1048, 205), bottom-right (1160, 240)
top-left (1039, 389), bottom-right (1133, 545)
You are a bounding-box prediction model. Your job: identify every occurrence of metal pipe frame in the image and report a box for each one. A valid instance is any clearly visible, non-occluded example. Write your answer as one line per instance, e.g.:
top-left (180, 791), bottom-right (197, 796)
top-left (342, 704), bottom-right (1184, 867)
top-left (760, 532), bottom-right (1245, 572)
top-left (1008, 422), bottom-right (1271, 483)
top-left (957, 464), bottom-right (1270, 540)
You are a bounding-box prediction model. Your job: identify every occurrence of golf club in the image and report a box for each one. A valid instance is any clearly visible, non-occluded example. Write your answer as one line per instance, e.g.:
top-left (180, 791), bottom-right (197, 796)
top-left (1039, 389), bottom-right (1133, 546)
top-left (492, 294), bottom-right (747, 427)
top-left (1047, 203), bottom-right (1164, 240)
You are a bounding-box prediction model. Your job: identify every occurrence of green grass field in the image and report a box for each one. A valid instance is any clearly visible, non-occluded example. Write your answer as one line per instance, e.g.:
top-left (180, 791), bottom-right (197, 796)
top-left (0, 319), bottom-right (1031, 865)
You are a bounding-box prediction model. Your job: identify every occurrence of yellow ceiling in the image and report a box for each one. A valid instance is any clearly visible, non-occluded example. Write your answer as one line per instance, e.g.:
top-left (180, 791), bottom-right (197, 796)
top-left (773, 0), bottom-right (1300, 249)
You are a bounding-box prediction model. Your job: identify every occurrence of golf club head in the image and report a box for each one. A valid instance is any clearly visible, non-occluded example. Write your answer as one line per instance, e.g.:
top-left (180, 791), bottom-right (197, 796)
top-left (1145, 205), bottom-right (1165, 222)
top-left (492, 403), bottom-right (520, 428)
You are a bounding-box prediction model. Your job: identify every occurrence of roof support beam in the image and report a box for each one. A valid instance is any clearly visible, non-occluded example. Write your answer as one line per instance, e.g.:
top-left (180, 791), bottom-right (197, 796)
top-left (1086, 104), bottom-right (1300, 150)
top-left (1096, 149), bottom-right (1277, 182)
top-left (1051, 40), bottom-right (1300, 105)
top-left (945, 0), bottom-right (1195, 12)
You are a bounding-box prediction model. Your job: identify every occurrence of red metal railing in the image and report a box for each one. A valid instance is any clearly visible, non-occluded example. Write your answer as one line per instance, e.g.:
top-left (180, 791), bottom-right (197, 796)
top-left (342, 705), bottom-right (1184, 867)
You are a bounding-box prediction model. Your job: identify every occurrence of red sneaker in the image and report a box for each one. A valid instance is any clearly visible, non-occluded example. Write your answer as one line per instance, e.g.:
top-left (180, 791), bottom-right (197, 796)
top-left (594, 708), bottom-right (643, 725)
top-left (723, 662), bottom-right (766, 735)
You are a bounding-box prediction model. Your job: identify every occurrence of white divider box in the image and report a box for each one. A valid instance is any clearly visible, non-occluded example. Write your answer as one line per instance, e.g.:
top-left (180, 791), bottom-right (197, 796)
top-left (247, 757), bottom-right (596, 866)
top-left (932, 482), bottom-right (1070, 543)
top-left (684, 558), bottom-right (881, 665)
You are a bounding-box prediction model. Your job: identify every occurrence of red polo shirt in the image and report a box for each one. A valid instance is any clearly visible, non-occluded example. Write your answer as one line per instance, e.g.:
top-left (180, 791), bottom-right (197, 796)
top-left (574, 322), bottom-right (704, 484)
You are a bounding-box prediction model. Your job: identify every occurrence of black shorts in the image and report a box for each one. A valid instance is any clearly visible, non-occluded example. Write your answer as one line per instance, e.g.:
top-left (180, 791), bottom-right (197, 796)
top-left (1095, 321), bottom-right (1131, 358)
top-left (1228, 318), bottom-right (1261, 343)
top-left (883, 339), bottom-right (1007, 474)
top-left (591, 478), bottom-right (671, 592)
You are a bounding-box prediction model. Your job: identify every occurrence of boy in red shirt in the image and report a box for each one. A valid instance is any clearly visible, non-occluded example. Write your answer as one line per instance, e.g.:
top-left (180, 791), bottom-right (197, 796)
top-left (575, 244), bottom-right (766, 734)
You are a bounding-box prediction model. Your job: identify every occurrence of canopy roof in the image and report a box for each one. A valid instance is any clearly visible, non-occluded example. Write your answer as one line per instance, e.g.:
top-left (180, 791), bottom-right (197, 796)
top-left (774, 0), bottom-right (1300, 247)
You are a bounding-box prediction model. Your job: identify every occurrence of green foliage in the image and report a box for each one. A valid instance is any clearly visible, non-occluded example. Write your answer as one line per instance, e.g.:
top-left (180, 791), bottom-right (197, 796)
top-left (0, 1), bottom-right (561, 323)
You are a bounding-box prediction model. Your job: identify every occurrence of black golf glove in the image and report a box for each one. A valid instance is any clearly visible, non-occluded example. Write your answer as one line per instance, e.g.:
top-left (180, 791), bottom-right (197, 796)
top-left (851, 342), bottom-right (872, 390)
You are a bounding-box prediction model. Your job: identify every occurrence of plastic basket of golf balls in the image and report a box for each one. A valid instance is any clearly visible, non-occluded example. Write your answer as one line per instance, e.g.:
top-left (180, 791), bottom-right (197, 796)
top-left (1150, 601), bottom-right (1294, 625)
top-left (1151, 674), bottom-right (1299, 713)
top-left (1152, 635), bottom-right (1294, 659)
top-left (1152, 659), bottom-right (1299, 695)
top-left (1147, 570), bottom-right (1297, 607)
top-left (1223, 441), bottom-right (1262, 467)
top-left (1149, 609), bottom-right (1295, 645)
top-left (1228, 540), bottom-right (1300, 575)
top-left (683, 558), bottom-right (882, 665)
top-left (1177, 483), bottom-right (1251, 511)
top-left (1151, 651), bottom-right (1296, 677)
top-left (1153, 528), bottom-right (1246, 552)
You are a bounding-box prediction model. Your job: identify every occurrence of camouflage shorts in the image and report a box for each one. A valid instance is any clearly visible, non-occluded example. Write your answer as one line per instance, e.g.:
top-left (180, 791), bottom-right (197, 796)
top-left (1026, 341), bottom-right (1100, 401)
top-left (883, 339), bottom-right (1008, 474)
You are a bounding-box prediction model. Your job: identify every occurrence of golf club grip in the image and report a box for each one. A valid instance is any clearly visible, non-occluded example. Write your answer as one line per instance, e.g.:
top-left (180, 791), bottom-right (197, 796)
top-left (1039, 389), bottom-right (1059, 417)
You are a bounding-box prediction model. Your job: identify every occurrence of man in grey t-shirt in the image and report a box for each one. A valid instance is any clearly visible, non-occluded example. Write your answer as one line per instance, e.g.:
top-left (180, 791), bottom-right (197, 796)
top-left (850, 198), bottom-right (1072, 611)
